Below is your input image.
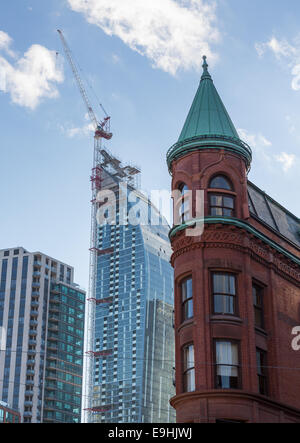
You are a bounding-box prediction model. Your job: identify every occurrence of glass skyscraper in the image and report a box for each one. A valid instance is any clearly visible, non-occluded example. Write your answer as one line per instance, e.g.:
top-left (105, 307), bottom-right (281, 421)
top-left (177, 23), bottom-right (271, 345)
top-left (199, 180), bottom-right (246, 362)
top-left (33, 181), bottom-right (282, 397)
top-left (91, 150), bottom-right (175, 423)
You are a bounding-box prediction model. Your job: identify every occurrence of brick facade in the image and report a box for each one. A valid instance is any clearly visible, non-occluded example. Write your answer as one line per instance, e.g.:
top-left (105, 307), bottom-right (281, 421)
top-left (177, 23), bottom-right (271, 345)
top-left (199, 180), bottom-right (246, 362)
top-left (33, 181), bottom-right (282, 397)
top-left (169, 143), bottom-right (300, 422)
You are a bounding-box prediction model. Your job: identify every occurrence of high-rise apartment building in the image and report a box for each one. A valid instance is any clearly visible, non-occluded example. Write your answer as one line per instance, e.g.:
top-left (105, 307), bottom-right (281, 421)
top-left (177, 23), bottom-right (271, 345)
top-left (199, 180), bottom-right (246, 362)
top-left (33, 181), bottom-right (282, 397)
top-left (89, 150), bottom-right (175, 423)
top-left (0, 247), bottom-right (85, 423)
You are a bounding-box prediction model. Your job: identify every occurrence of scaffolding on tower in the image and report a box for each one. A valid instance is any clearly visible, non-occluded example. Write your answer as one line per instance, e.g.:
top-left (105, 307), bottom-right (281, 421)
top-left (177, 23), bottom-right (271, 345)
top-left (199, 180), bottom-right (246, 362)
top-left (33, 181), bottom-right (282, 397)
top-left (57, 29), bottom-right (113, 423)
top-left (58, 29), bottom-right (142, 423)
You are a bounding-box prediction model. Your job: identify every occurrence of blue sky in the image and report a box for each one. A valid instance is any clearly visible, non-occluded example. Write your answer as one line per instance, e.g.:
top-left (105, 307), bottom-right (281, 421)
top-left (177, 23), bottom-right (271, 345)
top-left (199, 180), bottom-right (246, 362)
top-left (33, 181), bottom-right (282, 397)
top-left (0, 0), bottom-right (299, 289)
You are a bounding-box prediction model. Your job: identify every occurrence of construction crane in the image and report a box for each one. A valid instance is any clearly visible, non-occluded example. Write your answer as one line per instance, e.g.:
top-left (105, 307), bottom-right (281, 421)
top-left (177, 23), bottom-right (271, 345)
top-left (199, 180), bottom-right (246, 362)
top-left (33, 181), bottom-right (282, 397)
top-left (57, 29), bottom-right (112, 140)
top-left (57, 29), bottom-right (112, 423)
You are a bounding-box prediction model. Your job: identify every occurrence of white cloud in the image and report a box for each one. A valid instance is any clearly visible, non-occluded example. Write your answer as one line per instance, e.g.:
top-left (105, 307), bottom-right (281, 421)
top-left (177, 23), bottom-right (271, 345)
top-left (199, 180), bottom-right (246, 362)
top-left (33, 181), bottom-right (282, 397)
top-left (0, 30), bottom-right (16, 57)
top-left (275, 152), bottom-right (296, 173)
top-left (255, 36), bottom-right (300, 91)
top-left (238, 128), bottom-right (272, 149)
top-left (239, 129), bottom-right (298, 173)
top-left (0, 31), bottom-right (64, 109)
top-left (67, 0), bottom-right (220, 75)
top-left (61, 120), bottom-right (94, 138)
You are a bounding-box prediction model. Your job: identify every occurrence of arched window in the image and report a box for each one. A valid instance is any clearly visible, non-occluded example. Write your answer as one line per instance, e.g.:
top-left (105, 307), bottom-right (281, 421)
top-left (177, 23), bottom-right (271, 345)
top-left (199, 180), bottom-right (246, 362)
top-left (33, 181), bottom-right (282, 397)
top-left (210, 175), bottom-right (233, 191)
top-left (209, 175), bottom-right (235, 217)
top-left (178, 183), bottom-right (190, 223)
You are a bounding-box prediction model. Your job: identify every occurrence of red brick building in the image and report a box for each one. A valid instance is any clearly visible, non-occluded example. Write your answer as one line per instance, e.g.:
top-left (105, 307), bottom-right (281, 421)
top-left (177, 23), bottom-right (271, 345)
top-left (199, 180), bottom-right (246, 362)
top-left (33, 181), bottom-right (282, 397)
top-left (167, 57), bottom-right (300, 423)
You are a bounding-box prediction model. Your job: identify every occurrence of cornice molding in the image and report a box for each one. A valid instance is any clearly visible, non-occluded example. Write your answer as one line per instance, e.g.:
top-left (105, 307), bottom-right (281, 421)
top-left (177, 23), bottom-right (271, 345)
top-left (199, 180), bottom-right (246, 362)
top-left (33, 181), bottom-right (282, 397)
top-left (170, 219), bottom-right (300, 285)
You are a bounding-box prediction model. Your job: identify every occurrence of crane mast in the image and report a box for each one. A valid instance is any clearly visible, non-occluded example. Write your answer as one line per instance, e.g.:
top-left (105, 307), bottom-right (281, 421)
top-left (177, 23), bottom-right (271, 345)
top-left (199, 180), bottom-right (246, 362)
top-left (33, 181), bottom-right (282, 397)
top-left (57, 29), bottom-right (112, 423)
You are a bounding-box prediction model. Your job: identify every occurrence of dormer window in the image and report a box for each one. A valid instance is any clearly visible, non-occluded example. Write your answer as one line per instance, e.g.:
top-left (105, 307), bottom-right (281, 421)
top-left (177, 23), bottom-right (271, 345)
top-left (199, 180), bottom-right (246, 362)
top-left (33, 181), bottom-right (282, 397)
top-left (209, 175), bottom-right (235, 217)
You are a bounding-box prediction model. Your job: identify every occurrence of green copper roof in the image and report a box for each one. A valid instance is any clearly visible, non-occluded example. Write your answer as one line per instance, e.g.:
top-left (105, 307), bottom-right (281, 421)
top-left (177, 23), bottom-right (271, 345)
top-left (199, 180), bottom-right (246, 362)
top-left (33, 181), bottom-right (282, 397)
top-left (167, 56), bottom-right (252, 173)
top-left (178, 57), bottom-right (239, 141)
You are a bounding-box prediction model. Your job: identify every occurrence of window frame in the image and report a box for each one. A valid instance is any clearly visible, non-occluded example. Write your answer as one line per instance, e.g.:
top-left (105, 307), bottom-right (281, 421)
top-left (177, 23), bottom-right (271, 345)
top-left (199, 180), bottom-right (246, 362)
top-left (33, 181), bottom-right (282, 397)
top-left (214, 339), bottom-right (241, 390)
top-left (181, 276), bottom-right (193, 322)
top-left (256, 348), bottom-right (268, 396)
top-left (182, 343), bottom-right (195, 393)
top-left (209, 193), bottom-right (235, 217)
top-left (208, 175), bottom-right (236, 218)
top-left (211, 272), bottom-right (238, 317)
top-left (253, 283), bottom-right (265, 330)
top-left (178, 183), bottom-right (190, 224)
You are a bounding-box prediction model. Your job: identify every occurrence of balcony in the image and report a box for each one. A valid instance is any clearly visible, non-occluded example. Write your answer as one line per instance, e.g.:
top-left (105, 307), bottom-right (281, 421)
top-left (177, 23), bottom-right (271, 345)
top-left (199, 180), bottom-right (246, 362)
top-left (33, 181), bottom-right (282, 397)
top-left (31, 301), bottom-right (39, 308)
top-left (33, 260), bottom-right (42, 267)
top-left (48, 315), bottom-right (59, 323)
top-left (28, 339), bottom-right (37, 346)
top-left (49, 305), bottom-right (59, 313)
top-left (30, 311), bottom-right (39, 318)
top-left (32, 290), bottom-right (40, 297)
top-left (32, 281), bottom-right (40, 288)
top-left (48, 325), bottom-right (58, 332)
top-left (49, 295), bottom-right (60, 304)
top-left (48, 335), bottom-right (58, 343)
top-left (25, 380), bottom-right (34, 386)
top-left (26, 369), bottom-right (35, 376)
top-left (33, 271), bottom-right (41, 277)
top-left (46, 374), bottom-right (57, 381)
top-left (25, 390), bottom-right (34, 396)
top-left (27, 359), bottom-right (35, 365)
top-left (27, 349), bottom-right (36, 356)
top-left (24, 401), bottom-right (33, 407)
top-left (29, 329), bottom-right (37, 336)
top-left (51, 287), bottom-right (60, 295)
top-left (23, 411), bottom-right (33, 418)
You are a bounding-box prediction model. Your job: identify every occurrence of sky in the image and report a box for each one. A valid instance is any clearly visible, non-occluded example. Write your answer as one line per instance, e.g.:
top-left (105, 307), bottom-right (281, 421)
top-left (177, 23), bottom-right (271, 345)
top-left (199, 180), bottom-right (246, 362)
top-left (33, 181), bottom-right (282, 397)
top-left (0, 0), bottom-right (300, 290)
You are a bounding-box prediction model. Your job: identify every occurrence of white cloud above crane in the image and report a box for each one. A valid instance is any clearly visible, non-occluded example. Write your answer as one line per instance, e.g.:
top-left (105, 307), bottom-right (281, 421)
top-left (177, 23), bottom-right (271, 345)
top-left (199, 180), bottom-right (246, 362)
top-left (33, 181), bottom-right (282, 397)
top-left (67, 0), bottom-right (220, 76)
top-left (0, 30), bottom-right (64, 109)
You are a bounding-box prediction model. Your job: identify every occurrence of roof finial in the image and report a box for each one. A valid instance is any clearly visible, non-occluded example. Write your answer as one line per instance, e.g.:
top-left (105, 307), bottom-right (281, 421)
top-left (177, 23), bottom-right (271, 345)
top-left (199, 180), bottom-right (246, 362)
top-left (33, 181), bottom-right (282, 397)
top-left (201, 55), bottom-right (211, 81)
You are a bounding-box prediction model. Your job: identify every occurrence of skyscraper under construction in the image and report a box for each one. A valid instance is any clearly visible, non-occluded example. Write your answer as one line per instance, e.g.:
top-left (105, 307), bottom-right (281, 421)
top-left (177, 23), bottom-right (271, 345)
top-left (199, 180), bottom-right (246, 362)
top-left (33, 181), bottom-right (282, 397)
top-left (86, 149), bottom-right (175, 423)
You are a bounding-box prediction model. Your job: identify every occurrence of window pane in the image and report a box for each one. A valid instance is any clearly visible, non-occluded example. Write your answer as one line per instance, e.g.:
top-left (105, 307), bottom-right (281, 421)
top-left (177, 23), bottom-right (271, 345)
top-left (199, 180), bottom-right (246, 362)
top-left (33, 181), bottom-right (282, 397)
top-left (211, 207), bottom-right (223, 216)
top-left (184, 345), bottom-right (194, 370)
top-left (254, 308), bottom-right (263, 328)
top-left (213, 274), bottom-right (226, 293)
top-left (185, 369), bottom-right (195, 392)
top-left (182, 278), bottom-right (192, 302)
top-left (183, 299), bottom-right (193, 320)
top-left (216, 341), bottom-right (238, 366)
top-left (210, 195), bottom-right (223, 206)
top-left (228, 275), bottom-right (236, 295)
top-left (217, 365), bottom-right (239, 378)
top-left (214, 295), bottom-right (224, 314)
top-left (223, 208), bottom-right (233, 217)
top-left (224, 295), bottom-right (235, 315)
top-left (224, 197), bottom-right (234, 209)
top-left (210, 176), bottom-right (232, 190)
top-left (213, 273), bottom-right (235, 294)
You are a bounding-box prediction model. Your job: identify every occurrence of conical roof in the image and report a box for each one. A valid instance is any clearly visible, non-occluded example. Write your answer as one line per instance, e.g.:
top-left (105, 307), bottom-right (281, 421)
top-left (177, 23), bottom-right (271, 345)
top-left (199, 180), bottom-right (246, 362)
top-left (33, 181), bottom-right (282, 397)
top-left (178, 57), bottom-right (239, 142)
top-left (167, 56), bottom-right (252, 173)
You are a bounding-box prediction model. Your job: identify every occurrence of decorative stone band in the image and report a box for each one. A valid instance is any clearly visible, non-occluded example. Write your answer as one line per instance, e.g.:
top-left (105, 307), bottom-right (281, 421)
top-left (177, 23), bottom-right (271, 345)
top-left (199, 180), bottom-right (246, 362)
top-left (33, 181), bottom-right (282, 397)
top-left (169, 216), bottom-right (300, 268)
top-left (166, 134), bottom-right (252, 174)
